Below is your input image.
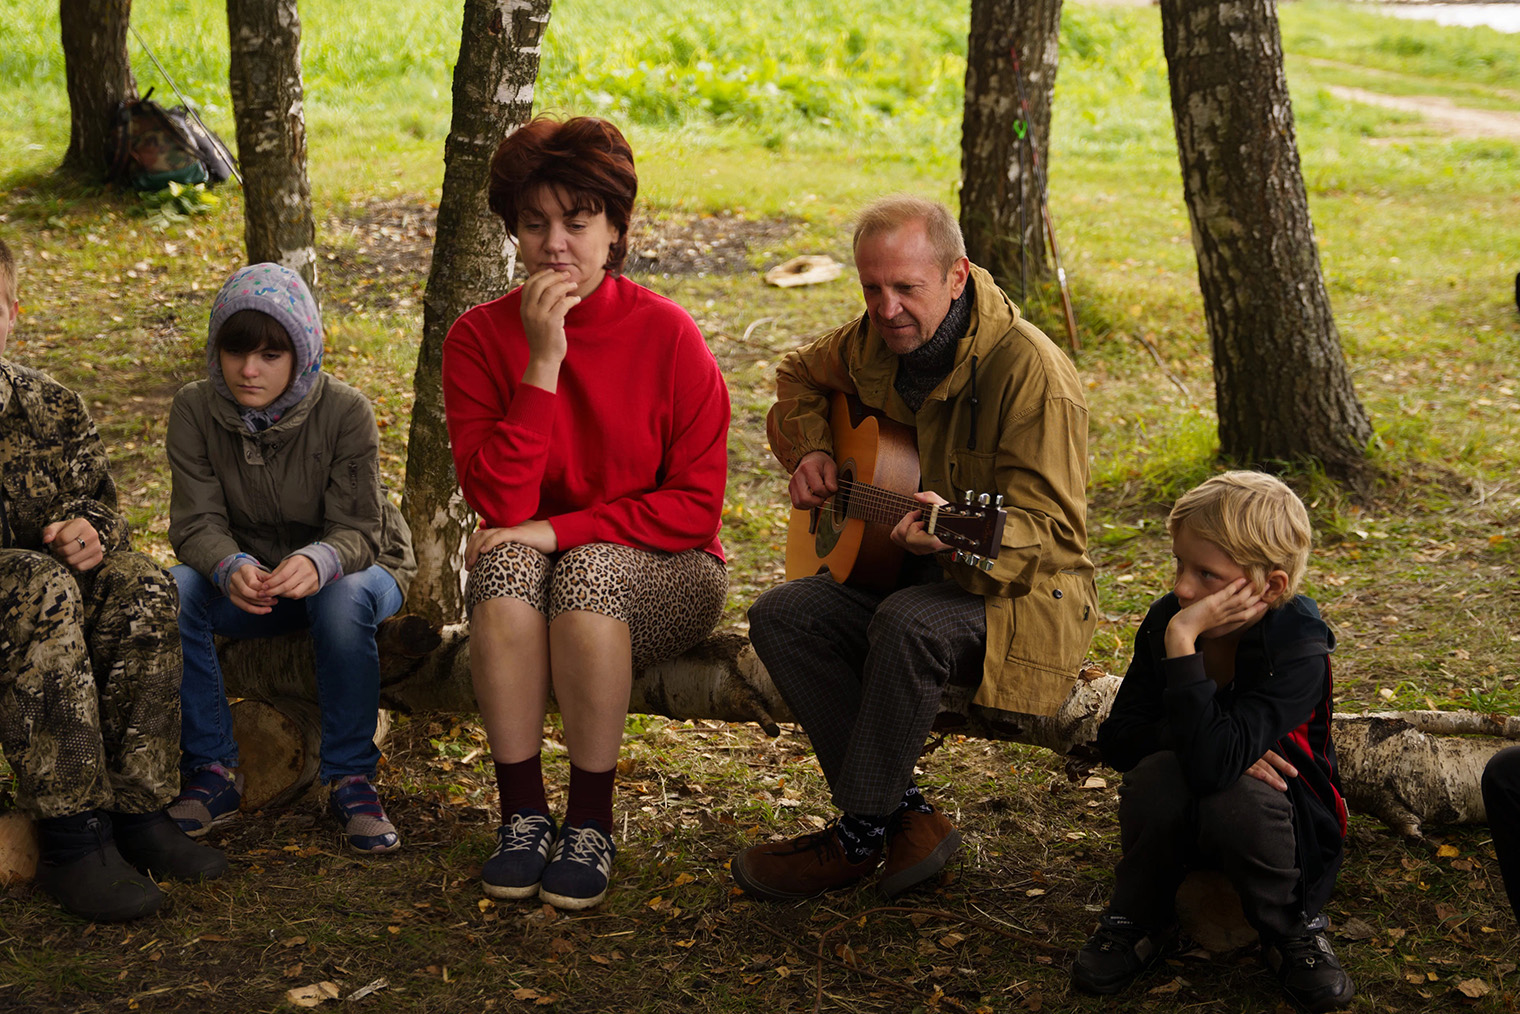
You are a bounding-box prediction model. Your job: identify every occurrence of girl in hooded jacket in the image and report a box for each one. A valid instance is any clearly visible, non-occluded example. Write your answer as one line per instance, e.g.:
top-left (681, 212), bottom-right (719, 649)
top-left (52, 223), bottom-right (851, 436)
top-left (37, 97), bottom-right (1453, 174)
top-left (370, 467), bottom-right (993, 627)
top-left (165, 263), bottom-right (416, 853)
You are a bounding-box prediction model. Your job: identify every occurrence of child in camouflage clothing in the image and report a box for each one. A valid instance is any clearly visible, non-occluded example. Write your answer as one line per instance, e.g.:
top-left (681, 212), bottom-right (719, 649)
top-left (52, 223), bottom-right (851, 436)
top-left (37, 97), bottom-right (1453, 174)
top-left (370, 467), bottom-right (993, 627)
top-left (0, 236), bottom-right (226, 922)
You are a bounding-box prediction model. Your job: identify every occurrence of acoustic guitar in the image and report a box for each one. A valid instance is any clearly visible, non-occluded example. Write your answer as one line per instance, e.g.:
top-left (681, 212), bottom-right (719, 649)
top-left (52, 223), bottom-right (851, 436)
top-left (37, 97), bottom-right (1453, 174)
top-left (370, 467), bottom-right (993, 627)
top-left (784, 392), bottom-right (1008, 593)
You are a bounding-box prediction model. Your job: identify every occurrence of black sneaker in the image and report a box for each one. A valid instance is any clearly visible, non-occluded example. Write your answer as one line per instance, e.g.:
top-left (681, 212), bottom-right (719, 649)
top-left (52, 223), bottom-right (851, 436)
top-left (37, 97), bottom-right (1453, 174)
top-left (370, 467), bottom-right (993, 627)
top-left (1070, 914), bottom-right (1173, 995)
top-left (1264, 932), bottom-right (1355, 1013)
top-left (539, 820), bottom-right (616, 911)
top-left (482, 810), bottom-right (557, 900)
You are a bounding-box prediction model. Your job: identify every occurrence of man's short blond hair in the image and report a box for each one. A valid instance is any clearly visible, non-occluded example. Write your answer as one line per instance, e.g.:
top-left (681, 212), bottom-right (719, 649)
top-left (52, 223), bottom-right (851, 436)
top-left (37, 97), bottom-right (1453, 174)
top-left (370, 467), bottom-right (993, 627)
top-left (852, 195), bottom-right (966, 276)
top-left (0, 236), bottom-right (15, 308)
top-left (1168, 471), bottom-right (1313, 607)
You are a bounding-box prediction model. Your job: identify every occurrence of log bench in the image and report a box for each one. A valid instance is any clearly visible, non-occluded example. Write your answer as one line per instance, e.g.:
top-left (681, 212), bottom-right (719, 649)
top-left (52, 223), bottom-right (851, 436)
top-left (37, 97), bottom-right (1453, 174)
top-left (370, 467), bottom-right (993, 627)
top-left (5, 616), bottom-right (1518, 937)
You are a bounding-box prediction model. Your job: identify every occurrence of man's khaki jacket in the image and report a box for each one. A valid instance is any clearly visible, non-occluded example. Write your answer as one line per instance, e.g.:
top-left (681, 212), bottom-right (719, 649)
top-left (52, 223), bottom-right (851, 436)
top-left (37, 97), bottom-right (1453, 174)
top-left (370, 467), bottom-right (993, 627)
top-left (767, 264), bottom-right (1098, 715)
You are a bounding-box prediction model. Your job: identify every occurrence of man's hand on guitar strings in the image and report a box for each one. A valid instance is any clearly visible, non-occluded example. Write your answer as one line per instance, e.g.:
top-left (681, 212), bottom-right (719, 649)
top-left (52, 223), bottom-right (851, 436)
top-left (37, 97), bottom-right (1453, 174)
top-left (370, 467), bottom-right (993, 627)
top-left (789, 450), bottom-right (838, 509)
top-left (891, 490), bottom-right (951, 556)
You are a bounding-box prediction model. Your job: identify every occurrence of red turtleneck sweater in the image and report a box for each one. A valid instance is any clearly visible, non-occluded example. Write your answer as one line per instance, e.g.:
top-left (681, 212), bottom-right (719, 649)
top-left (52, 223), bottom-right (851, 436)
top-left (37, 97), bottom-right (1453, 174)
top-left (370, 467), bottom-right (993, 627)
top-left (442, 274), bottom-right (728, 560)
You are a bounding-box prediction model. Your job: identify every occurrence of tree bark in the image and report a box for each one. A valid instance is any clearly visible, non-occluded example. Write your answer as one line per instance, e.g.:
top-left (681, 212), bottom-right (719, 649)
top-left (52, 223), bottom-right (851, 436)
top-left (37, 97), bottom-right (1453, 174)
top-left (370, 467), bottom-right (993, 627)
top-left (1159, 0), bottom-right (1373, 475)
top-left (400, 0), bottom-right (552, 625)
top-left (59, 0), bottom-right (136, 179)
top-left (960, 0), bottom-right (1062, 299)
top-left (212, 626), bottom-right (1518, 838)
top-left (226, 0), bottom-right (317, 291)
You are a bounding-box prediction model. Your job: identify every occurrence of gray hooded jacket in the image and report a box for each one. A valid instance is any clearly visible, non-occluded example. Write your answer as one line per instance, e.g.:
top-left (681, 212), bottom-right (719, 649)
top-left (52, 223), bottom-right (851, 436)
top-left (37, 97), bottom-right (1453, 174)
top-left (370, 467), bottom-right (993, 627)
top-left (167, 263), bottom-right (415, 597)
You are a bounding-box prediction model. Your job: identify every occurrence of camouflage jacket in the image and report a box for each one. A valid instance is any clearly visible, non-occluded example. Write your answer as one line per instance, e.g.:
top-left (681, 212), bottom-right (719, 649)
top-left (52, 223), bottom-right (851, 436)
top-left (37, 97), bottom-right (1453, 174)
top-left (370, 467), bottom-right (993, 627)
top-left (0, 359), bottom-right (129, 552)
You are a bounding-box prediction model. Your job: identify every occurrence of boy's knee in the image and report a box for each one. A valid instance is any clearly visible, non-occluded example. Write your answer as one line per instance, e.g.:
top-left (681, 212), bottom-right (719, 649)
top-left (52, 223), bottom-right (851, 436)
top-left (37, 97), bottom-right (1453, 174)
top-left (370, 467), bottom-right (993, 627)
top-left (0, 550), bottom-right (82, 624)
top-left (1118, 752), bottom-right (1191, 823)
top-left (1483, 746), bottom-right (1520, 801)
top-left (94, 551), bottom-right (179, 625)
top-left (1197, 775), bottom-right (1293, 853)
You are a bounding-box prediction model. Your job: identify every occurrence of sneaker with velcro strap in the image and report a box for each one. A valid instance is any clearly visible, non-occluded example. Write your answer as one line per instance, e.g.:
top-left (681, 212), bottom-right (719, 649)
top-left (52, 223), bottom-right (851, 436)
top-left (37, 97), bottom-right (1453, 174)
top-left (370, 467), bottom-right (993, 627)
top-left (327, 774), bottom-right (401, 854)
top-left (1264, 930), bottom-right (1356, 1012)
top-left (167, 764), bottom-right (243, 837)
top-left (1070, 913), bottom-right (1176, 995)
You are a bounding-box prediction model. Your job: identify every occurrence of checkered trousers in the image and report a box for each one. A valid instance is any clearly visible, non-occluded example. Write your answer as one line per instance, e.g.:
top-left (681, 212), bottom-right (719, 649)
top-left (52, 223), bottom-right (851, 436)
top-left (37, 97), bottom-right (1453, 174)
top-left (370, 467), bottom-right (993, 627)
top-left (747, 572), bottom-right (986, 816)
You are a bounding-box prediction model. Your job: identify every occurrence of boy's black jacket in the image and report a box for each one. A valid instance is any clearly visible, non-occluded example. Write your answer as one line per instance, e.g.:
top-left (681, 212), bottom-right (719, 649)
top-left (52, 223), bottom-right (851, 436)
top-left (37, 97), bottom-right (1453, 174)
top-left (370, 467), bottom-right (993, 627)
top-left (1098, 593), bottom-right (1347, 917)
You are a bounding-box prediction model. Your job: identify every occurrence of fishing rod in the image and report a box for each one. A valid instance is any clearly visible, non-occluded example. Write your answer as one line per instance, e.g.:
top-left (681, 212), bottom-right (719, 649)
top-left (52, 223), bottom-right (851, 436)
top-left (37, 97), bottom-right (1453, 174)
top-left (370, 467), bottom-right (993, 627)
top-left (1008, 44), bottom-right (1079, 356)
top-left (130, 25), bottom-right (243, 187)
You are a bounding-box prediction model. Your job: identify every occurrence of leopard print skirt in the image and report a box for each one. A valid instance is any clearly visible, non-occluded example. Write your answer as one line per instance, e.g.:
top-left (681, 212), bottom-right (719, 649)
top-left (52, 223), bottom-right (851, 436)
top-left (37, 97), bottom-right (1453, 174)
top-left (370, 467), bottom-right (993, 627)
top-left (465, 542), bottom-right (728, 671)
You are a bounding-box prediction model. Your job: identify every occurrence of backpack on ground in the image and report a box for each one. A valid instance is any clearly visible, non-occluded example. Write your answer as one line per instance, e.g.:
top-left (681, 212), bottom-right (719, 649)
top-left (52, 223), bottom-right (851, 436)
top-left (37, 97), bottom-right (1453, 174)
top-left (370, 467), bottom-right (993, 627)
top-left (110, 87), bottom-right (237, 192)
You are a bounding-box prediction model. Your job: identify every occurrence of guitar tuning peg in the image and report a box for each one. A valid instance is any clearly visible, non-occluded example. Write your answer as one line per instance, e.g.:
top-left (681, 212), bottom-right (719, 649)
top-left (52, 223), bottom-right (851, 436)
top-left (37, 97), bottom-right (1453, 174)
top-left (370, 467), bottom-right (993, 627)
top-left (963, 490), bottom-right (974, 505)
top-left (967, 554), bottom-right (982, 568)
top-left (977, 493), bottom-right (990, 506)
top-left (994, 494), bottom-right (1004, 508)
top-left (980, 558), bottom-right (995, 571)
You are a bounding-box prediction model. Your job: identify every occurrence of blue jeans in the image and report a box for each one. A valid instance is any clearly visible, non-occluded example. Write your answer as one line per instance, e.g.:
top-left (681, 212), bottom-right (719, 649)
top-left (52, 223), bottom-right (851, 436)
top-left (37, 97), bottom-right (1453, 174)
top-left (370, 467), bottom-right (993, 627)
top-left (172, 563), bottom-right (402, 784)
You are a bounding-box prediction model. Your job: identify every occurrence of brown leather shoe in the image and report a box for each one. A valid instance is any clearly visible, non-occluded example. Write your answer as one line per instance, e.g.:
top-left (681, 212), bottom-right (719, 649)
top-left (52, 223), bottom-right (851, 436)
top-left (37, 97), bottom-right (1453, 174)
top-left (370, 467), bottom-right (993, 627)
top-left (731, 826), bottom-right (880, 901)
top-left (880, 805), bottom-right (961, 898)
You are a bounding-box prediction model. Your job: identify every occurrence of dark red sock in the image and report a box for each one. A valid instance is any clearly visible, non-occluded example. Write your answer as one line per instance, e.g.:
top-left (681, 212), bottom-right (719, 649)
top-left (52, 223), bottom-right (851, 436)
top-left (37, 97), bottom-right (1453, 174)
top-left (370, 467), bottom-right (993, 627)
top-left (494, 754), bottom-right (549, 818)
top-left (564, 763), bottom-right (616, 830)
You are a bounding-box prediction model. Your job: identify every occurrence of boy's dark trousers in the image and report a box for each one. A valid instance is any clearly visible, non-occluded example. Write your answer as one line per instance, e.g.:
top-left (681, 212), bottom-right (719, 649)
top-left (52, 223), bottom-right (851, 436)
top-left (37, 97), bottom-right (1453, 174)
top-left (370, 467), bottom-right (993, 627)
top-left (1109, 750), bottom-right (1310, 941)
top-left (1482, 746), bottom-right (1520, 920)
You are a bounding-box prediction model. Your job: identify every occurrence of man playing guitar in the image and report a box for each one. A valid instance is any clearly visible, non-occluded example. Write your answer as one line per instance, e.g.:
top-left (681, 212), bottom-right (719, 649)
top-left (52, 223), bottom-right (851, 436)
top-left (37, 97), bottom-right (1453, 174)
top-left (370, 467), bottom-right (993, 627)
top-left (732, 195), bottom-right (1098, 901)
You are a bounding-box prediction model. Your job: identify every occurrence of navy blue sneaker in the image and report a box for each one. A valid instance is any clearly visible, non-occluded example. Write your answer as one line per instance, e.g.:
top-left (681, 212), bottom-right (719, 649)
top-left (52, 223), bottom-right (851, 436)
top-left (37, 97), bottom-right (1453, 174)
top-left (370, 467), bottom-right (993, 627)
top-left (328, 775), bottom-right (401, 854)
top-left (167, 764), bottom-right (243, 837)
top-left (483, 810), bottom-right (558, 900)
top-left (539, 820), bottom-right (616, 910)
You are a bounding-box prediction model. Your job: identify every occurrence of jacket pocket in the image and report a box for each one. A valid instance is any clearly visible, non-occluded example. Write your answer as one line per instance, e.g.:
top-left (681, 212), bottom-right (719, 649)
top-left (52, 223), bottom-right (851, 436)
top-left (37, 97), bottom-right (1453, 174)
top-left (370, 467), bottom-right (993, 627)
top-left (1005, 569), bottom-right (1098, 675)
top-left (947, 448), bottom-right (997, 504)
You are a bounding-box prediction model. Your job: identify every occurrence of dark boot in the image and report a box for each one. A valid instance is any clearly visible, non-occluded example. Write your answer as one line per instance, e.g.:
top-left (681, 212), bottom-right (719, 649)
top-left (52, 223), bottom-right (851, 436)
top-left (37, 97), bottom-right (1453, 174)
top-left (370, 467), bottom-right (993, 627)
top-left (111, 810), bottom-right (229, 882)
top-left (35, 812), bottom-right (163, 922)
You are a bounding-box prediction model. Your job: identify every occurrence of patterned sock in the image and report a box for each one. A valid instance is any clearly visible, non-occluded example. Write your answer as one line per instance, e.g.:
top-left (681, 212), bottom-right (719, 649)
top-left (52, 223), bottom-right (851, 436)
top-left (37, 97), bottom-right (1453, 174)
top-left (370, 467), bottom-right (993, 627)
top-left (837, 811), bottom-right (890, 862)
top-left (901, 785), bottom-right (934, 814)
top-left (494, 754), bottom-right (550, 819)
top-left (564, 763), bottom-right (616, 830)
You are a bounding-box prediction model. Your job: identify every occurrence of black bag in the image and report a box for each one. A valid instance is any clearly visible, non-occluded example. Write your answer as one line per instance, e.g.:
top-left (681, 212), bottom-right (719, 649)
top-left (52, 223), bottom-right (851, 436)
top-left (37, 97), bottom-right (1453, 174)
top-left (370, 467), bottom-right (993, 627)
top-left (110, 88), bottom-right (237, 191)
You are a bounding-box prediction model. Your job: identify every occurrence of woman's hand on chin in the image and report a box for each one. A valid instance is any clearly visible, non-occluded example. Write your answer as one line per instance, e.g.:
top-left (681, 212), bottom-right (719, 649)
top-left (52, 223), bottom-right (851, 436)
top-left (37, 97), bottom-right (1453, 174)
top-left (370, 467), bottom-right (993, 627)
top-left (520, 268), bottom-right (580, 367)
top-left (465, 521), bottom-right (560, 568)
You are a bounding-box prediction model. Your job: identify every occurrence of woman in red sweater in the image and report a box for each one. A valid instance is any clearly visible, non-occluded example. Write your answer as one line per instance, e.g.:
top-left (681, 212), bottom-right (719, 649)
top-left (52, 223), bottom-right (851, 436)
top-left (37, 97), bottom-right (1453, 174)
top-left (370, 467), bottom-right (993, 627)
top-left (442, 117), bottom-right (730, 910)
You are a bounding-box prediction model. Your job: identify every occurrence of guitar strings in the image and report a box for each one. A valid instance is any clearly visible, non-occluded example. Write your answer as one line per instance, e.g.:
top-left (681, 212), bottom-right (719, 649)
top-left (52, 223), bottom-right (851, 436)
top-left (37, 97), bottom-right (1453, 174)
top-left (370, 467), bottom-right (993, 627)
top-left (827, 478), bottom-right (980, 525)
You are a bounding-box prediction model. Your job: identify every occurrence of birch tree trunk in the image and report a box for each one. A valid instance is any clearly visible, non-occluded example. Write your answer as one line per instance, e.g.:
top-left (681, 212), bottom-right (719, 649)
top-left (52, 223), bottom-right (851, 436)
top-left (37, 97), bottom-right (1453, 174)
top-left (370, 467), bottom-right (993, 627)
top-left (226, 0), bottom-right (317, 291)
top-left (1159, 0), bottom-right (1372, 475)
top-left (960, 0), bottom-right (1062, 297)
top-left (400, 0), bottom-right (552, 625)
top-left (59, 0), bottom-right (136, 180)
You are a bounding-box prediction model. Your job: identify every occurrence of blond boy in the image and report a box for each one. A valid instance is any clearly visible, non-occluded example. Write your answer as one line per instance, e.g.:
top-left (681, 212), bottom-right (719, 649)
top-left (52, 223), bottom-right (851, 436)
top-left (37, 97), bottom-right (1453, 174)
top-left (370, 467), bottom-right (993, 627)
top-left (1073, 471), bottom-right (1353, 1012)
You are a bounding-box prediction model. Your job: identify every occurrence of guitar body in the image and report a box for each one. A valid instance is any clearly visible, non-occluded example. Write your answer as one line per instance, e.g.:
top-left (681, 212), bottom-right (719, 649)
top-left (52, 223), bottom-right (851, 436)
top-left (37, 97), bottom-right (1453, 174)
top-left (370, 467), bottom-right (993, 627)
top-left (785, 393), bottom-right (920, 592)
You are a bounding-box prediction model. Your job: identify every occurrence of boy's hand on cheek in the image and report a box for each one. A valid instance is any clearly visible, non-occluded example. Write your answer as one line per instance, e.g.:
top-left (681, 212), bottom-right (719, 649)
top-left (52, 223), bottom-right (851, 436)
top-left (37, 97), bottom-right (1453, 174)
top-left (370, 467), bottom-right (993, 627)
top-left (1165, 578), bottom-right (1268, 657)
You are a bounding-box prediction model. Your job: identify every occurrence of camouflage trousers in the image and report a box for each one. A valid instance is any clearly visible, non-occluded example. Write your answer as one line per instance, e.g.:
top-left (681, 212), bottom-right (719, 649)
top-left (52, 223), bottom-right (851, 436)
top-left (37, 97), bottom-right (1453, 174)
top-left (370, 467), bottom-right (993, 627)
top-left (0, 548), bottom-right (182, 819)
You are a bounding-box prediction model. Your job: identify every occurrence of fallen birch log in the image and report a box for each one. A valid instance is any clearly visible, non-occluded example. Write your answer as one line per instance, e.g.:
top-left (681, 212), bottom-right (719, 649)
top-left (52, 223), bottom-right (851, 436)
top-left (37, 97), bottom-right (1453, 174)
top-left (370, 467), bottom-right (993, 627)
top-left (2, 623), bottom-right (1514, 887)
top-left (213, 622), bottom-right (1520, 839)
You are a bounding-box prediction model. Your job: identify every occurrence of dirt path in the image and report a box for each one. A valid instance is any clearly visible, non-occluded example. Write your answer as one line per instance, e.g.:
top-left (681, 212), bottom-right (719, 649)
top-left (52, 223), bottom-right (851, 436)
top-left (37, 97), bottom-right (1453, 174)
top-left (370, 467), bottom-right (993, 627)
top-left (1327, 85), bottom-right (1520, 140)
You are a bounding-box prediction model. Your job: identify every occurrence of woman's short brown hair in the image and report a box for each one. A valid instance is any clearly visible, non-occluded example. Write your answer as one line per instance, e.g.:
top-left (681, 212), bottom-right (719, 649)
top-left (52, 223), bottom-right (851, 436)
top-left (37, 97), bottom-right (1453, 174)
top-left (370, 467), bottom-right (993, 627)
top-left (487, 116), bottom-right (637, 274)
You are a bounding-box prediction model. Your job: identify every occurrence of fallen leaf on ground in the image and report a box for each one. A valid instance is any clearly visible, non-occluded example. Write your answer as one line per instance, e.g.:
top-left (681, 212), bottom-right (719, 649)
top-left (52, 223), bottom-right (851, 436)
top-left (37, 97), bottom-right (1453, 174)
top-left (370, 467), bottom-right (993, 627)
top-left (1339, 917), bottom-right (1377, 941)
top-left (1455, 979), bottom-right (1491, 998)
top-left (286, 982), bottom-right (339, 1007)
